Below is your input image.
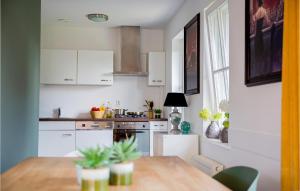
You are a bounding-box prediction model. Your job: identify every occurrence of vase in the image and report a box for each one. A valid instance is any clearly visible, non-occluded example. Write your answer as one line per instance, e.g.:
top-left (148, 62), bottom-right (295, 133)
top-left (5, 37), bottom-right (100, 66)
top-left (180, 121), bottom-right (191, 134)
top-left (80, 167), bottom-right (109, 191)
top-left (110, 162), bottom-right (134, 185)
top-left (205, 121), bottom-right (220, 139)
top-left (220, 128), bottom-right (228, 143)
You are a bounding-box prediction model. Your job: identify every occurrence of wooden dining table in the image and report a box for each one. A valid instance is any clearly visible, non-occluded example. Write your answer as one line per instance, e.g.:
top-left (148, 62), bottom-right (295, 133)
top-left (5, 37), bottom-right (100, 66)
top-left (2, 156), bottom-right (230, 191)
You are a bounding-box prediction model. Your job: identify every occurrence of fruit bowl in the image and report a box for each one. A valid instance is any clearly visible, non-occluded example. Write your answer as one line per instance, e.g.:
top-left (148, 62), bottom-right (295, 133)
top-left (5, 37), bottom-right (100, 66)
top-left (90, 110), bottom-right (105, 119)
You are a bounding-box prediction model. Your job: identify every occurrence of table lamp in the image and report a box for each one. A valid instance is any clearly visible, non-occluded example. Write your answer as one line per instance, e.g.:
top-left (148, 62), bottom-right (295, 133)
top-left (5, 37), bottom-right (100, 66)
top-left (164, 92), bottom-right (188, 134)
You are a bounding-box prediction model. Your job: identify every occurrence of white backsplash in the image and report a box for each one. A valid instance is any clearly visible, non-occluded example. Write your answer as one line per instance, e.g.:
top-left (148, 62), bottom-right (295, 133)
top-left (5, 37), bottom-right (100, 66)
top-left (39, 76), bottom-right (165, 118)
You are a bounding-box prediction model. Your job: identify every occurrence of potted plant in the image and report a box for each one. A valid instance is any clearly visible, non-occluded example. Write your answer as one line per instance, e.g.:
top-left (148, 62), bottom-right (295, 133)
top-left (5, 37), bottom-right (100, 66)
top-left (199, 108), bottom-right (222, 139)
top-left (154, 109), bottom-right (162, 119)
top-left (219, 100), bottom-right (229, 143)
top-left (75, 146), bottom-right (112, 191)
top-left (109, 136), bottom-right (141, 185)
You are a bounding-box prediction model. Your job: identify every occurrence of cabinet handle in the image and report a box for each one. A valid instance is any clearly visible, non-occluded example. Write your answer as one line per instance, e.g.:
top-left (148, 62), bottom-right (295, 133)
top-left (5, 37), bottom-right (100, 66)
top-left (152, 80), bottom-right (156, 82)
top-left (160, 124), bottom-right (164, 126)
top-left (157, 80), bottom-right (162, 82)
top-left (154, 125), bottom-right (158, 127)
top-left (64, 78), bottom-right (74, 81)
top-left (62, 133), bottom-right (72, 137)
top-left (100, 79), bottom-right (108, 82)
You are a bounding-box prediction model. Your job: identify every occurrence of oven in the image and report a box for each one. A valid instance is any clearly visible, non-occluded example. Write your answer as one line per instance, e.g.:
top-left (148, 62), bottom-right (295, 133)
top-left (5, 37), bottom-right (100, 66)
top-left (113, 122), bottom-right (150, 156)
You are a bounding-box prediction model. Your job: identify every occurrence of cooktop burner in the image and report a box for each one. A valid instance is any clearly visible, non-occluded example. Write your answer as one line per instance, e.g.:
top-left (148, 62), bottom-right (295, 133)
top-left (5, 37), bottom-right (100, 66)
top-left (115, 114), bottom-right (147, 118)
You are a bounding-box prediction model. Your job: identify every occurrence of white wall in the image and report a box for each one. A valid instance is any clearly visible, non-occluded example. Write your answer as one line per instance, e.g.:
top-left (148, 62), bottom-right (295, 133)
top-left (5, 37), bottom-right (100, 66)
top-left (164, 0), bottom-right (281, 190)
top-left (40, 25), bottom-right (165, 118)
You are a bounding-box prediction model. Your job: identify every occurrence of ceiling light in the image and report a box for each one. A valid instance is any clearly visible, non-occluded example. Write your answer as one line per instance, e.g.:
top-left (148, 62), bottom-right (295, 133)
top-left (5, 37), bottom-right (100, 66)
top-left (87, 13), bottom-right (109, 22)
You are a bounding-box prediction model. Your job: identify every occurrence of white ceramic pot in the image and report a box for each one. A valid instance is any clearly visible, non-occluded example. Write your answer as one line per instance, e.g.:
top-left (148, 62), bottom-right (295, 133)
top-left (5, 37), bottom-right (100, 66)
top-left (109, 162), bottom-right (134, 185)
top-left (77, 167), bottom-right (110, 191)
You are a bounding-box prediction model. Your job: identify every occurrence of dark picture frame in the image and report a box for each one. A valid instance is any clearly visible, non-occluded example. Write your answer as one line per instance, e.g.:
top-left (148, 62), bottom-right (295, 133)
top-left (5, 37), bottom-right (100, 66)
top-left (245, 0), bottom-right (284, 87)
top-left (184, 13), bottom-right (200, 95)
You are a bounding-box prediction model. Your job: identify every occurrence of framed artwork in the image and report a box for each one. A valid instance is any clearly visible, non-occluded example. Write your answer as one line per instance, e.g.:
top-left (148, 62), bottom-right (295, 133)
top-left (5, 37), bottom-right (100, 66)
top-left (184, 13), bottom-right (200, 95)
top-left (245, 0), bottom-right (284, 86)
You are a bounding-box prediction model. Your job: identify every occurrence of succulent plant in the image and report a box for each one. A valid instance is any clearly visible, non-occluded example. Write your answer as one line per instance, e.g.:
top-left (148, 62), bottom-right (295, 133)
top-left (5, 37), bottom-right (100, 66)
top-left (154, 109), bottom-right (162, 114)
top-left (111, 136), bottom-right (141, 164)
top-left (75, 146), bottom-right (112, 169)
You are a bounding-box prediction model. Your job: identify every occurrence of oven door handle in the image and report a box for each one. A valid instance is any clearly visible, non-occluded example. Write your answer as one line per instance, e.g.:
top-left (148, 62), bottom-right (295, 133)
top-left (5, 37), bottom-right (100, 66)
top-left (124, 130), bottom-right (147, 134)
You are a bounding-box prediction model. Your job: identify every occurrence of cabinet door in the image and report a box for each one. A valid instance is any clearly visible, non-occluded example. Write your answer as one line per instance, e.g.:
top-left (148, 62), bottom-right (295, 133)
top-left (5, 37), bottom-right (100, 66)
top-left (38, 130), bottom-right (75, 157)
top-left (77, 50), bottom-right (113, 85)
top-left (40, 49), bottom-right (77, 85)
top-left (76, 130), bottom-right (113, 150)
top-left (148, 52), bottom-right (165, 86)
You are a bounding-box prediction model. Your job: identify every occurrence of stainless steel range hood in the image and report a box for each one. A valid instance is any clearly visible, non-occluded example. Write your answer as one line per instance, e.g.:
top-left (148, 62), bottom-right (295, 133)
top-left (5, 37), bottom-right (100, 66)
top-left (114, 26), bottom-right (148, 76)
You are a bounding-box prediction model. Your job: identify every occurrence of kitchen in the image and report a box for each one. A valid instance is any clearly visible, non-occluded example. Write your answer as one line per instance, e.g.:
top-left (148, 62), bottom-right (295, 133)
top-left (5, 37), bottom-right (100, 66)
top-left (3, 0), bottom-right (291, 190)
top-left (38, 0), bottom-right (170, 158)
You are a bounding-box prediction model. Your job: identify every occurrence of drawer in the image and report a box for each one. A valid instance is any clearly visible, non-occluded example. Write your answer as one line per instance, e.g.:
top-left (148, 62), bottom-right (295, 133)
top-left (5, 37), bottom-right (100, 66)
top-left (150, 121), bottom-right (168, 130)
top-left (39, 121), bottom-right (75, 131)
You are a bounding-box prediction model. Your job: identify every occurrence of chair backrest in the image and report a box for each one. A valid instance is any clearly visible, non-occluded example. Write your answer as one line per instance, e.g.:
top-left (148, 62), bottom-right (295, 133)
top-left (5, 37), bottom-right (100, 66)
top-left (212, 166), bottom-right (259, 191)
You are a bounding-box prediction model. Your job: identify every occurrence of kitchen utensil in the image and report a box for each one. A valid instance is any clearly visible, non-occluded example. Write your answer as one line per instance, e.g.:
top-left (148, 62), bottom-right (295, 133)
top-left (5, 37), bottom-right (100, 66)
top-left (114, 109), bottom-right (128, 115)
top-left (126, 111), bottom-right (144, 116)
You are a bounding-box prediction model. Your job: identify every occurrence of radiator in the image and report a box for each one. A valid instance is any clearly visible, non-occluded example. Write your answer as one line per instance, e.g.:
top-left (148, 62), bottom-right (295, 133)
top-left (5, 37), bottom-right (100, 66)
top-left (191, 155), bottom-right (224, 176)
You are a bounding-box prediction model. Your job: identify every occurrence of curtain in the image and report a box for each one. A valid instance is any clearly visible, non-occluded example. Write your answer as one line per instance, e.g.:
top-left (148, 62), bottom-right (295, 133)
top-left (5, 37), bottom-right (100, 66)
top-left (281, 0), bottom-right (300, 190)
top-left (206, 0), bottom-right (229, 111)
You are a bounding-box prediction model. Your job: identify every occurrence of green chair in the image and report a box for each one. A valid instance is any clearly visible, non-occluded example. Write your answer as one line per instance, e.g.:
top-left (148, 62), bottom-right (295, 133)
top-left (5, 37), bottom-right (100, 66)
top-left (212, 166), bottom-right (259, 191)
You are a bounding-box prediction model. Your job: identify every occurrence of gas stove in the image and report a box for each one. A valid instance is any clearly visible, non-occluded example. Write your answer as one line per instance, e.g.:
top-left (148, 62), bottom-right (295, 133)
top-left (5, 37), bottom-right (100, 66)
top-left (115, 114), bottom-right (147, 118)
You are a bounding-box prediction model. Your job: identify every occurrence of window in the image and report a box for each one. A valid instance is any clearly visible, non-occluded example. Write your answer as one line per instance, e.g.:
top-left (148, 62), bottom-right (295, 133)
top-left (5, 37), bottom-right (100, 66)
top-left (205, 0), bottom-right (229, 112)
top-left (171, 30), bottom-right (185, 117)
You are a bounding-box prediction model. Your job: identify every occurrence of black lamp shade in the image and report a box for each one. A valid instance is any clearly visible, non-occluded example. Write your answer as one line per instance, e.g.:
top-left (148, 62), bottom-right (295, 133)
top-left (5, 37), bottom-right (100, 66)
top-left (163, 93), bottom-right (188, 107)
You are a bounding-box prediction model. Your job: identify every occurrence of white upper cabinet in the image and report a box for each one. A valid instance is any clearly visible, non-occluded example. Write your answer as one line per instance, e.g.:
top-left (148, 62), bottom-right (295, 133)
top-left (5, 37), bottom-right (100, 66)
top-left (77, 50), bottom-right (114, 85)
top-left (40, 49), bottom-right (77, 85)
top-left (148, 52), bottom-right (165, 86)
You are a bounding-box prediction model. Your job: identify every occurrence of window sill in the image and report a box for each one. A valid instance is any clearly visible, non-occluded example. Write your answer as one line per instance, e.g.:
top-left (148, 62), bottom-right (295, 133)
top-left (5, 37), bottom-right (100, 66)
top-left (200, 136), bottom-right (231, 150)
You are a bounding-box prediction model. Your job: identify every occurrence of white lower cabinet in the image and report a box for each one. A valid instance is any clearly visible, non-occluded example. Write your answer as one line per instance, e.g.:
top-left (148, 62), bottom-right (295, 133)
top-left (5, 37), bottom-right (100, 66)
top-left (153, 133), bottom-right (199, 163)
top-left (150, 121), bottom-right (168, 156)
top-left (76, 130), bottom-right (113, 150)
top-left (38, 130), bottom-right (75, 157)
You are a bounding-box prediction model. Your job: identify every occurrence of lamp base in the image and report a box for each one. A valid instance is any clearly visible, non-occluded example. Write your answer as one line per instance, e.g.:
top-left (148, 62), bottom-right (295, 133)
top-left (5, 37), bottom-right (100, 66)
top-left (169, 107), bottom-right (182, 134)
top-left (170, 128), bottom-right (181, 135)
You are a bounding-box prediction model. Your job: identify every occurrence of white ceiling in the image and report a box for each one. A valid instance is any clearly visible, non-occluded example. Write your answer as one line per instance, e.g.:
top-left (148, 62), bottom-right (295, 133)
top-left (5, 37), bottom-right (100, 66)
top-left (42, 0), bottom-right (186, 28)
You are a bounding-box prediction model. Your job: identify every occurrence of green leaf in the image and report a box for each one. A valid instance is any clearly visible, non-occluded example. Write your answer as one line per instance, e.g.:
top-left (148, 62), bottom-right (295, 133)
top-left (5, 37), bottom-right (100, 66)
top-left (110, 136), bottom-right (141, 163)
top-left (75, 146), bottom-right (112, 169)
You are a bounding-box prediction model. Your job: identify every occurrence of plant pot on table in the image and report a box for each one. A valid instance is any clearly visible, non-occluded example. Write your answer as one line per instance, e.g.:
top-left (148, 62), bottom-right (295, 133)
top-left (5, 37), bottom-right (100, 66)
top-left (80, 167), bottom-right (110, 191)
top-left (110, 162), bottom-right (134, 185)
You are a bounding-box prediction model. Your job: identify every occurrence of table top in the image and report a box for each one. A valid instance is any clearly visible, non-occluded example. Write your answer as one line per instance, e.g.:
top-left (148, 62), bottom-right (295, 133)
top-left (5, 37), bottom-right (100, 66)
top-left (2, 157), bottom-right (230, 191)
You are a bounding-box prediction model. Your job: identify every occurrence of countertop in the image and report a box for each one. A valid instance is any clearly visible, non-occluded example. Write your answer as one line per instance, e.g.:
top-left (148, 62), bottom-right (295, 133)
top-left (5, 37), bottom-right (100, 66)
top-left (2, 157), bottom-right (230, 191)
top-left (39, 117), bottom-right (168, 122)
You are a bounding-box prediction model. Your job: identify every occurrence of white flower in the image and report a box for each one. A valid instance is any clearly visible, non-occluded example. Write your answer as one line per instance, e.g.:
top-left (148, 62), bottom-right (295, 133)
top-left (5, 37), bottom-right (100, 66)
top-left (219, 100), bottom-right (229, 112)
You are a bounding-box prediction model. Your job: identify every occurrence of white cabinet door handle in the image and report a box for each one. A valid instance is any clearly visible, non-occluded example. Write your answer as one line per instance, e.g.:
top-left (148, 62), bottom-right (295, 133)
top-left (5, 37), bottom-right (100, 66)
top-left (62, 133), bottom-right (72, 137)
top-left (64, 78), bottom-right (74, 81)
